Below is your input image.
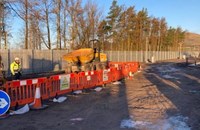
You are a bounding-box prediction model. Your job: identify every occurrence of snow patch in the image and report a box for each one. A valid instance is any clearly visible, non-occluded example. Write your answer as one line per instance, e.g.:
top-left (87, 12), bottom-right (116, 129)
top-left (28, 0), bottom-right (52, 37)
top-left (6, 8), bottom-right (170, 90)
top-left (73, 90), bottom-right (82, 94)
top-left (189, 90), bottom-right (200, 94)
top-left (162, 75), bottom-right (179, 79)
top-left (94, 87), bottom-right (103, 92)
top-left (157, 65), bottom-right (180, 79)
top-left (188, 62), bottom-right (200, 67)
top-left (53, 96), bottom-right (67, 103)
top-left (157, 65), bottom-right (179, 73)
top-left (120, 116), bottom-right (190, 130)
top-left (112, 81), bottom-right (121, 85)
top-left (70, 117), bottom-right (84, 121)
top-left (151, 116), bottom-right (190, 130)
top-left (120, 119), bottom-right (150, 128)
top-left (10, 104), bottom-right (29, 115)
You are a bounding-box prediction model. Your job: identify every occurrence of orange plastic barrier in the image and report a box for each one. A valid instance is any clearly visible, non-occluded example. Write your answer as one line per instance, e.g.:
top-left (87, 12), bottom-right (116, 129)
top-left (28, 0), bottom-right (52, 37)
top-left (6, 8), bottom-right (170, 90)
top-left (78, 71), bottom-right (99, 89)
top-left (37, 78), bottom-right (49, 100)
top-left (4, 77), bottom-right (48, 107)
top-left (69, 73), bottom-right (79, 91)
top-left (48, 73), bottom-right (78, 97)
top-left (109, 62), bottom-right (139, 78)
top-left (128, 62), bottom-right (139, 73)
top-left (110, 67), bottom-right (122, 81)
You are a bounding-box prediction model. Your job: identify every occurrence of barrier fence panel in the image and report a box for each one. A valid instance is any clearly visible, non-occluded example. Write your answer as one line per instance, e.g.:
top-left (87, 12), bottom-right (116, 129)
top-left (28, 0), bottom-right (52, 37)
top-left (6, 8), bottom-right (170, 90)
top-left (127, 62), bottom-right (139, 73)
top-left (48, 74), bottom-right (73, 97)
top-left (78, 71), bottom-right (99, 89)
top-left (122, 64), bottom-right (130, 77)
top-left (109, 62), bottom-right (125, 81)
top-left (38, 78), bottom-right (49, 100)
top-left (109, 67), bottom-right (118, 82)
top-left (48, 75), bottom-right (61, 98)
top-left (4, 77), bottom-right (47, 107)
top-left (78, 72), bottom-right (87, 89)
top-left (69, 73), bottom-right (79, 91)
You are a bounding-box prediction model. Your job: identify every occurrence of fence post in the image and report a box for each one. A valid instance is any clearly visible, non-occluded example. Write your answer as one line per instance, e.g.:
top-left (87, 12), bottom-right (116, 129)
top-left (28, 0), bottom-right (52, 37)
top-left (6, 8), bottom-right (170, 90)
top-left (118, 51), bottom-right (119, 62)
top-left (136, 51), bottom-right (138, 62)
top-left (125, 51), bottom-right (126, 62)
top-left (32, 49), bottom-right (34, 73)
top-left (145, 37), bottom-right (148, 63)
top-left (131, 51), bottom-right (133, 61)
top-left (7, 49), bottom-right (10, 76)
top-left (52, 50), bottom-right (54, 70)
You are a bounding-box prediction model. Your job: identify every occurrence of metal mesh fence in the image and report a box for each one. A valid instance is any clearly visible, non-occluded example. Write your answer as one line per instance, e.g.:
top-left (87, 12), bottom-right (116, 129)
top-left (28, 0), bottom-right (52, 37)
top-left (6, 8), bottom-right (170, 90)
top-left (105, 51), bottom-right (180, 62)
top-left (0, 49), bottom-right (197, 76)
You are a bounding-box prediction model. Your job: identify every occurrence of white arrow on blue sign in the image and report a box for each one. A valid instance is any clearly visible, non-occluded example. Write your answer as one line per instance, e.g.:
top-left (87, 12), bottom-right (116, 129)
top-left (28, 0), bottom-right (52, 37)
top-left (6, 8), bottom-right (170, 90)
top-left (0, 90), bottom-right (10, 116)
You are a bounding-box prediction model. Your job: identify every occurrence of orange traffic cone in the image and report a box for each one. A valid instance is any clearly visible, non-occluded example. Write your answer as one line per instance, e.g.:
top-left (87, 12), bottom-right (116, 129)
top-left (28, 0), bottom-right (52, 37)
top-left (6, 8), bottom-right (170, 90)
top-left (138, 65), bottom-right (142, 72)
top-left (128, 71), bottom-right (133, 79)
top-left (30, 86), bottom-right (48, 110)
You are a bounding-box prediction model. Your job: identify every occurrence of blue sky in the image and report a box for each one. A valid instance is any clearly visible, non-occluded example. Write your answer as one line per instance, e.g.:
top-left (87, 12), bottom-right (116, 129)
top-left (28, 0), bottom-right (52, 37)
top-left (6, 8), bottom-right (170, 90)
top-left (94, 0), bottom-right (200, 34)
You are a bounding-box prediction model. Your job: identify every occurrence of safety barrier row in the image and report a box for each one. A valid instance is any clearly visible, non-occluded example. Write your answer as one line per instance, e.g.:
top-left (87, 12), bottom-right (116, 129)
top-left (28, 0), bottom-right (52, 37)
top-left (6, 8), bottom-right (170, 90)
top-left (2, 62), bottom-right (139, 108)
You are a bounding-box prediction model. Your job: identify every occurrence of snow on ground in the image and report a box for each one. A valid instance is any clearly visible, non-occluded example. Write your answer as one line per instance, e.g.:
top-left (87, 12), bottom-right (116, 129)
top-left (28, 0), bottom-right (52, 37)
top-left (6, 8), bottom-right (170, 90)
top-left (94, 87), bottom-right (103, 92)
top-left (162, 75), bottom-right (179, 79)
top-left (10, 104), bottom-right (29, 115)
top-left (188, 62), bottom-right (200, 67)
top-left (53, 96), bottom-right (67, 103)
top-left (120, 119), bottom-right (151, 129)
top-left (70, 118), bottom-right (84, 121)
top-left (157, 64), bottom-right (180, 73)
top-left (120, 115), bottom-right (190, 130)
top-left (73, 90), bottom-right (82, 94)
top-left (156, 64), bottom-right (180, 79)
top-left (112, 81), bottom-right (122, 85)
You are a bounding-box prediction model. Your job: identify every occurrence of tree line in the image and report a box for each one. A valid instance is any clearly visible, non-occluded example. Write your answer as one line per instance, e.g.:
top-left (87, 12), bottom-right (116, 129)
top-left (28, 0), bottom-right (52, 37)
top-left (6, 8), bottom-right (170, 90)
top-left (0, 0), bottom-right (185, 51)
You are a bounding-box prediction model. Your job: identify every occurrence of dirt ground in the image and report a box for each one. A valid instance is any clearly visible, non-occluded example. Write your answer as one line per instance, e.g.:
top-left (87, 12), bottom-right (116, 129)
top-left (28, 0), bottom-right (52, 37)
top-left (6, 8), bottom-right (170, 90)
top-left (1, 60), bottom-right (200, 130)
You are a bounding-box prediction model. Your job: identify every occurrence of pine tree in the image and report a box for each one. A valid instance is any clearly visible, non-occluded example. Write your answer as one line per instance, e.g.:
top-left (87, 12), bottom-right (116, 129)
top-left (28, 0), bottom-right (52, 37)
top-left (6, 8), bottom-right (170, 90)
top-left (135, 8), bottom-right (149, 51)
top-left (106, 0), bottom-right (121, 50)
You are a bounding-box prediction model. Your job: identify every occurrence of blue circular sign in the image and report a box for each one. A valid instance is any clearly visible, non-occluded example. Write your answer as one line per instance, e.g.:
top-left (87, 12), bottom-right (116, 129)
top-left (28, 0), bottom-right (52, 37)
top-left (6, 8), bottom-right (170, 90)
top-left (0, 90), bottom-right (10, 116)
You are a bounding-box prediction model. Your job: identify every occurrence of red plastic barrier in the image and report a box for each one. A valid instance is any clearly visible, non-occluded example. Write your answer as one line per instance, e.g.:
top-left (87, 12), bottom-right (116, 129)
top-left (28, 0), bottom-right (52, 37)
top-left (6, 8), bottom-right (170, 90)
top-left (109, 67), bottom-right (118, 81)
top-left (4, 77), bottom-right (48, 107)
top-left (110, 62), bottom-right (139, 78)
top-left (48, 73), bottom-right (77, 97)
top-left (128, 62), bottom-right (139, 73)
top-left (122, 64), bottom-right (130, 77)
top-left (70, 73), bottom-right (79, 91)
top-left (78, 71), bottom-right (99, 89)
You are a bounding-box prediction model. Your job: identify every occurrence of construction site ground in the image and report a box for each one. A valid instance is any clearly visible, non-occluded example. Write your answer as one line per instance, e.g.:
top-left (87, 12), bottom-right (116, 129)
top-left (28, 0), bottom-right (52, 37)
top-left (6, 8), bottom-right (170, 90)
top-left (1, 59), bottom-right (200, 130)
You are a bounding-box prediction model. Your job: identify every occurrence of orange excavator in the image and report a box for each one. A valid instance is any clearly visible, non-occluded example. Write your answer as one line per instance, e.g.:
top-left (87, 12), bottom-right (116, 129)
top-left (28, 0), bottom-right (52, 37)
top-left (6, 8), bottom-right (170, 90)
top-left (63, 48), bottom-right (108, 73)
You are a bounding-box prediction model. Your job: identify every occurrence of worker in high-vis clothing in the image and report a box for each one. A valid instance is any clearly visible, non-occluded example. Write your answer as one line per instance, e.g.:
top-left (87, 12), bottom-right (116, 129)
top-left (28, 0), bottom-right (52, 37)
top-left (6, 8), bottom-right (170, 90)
top-left (10, 57), bottom-right (22, 80)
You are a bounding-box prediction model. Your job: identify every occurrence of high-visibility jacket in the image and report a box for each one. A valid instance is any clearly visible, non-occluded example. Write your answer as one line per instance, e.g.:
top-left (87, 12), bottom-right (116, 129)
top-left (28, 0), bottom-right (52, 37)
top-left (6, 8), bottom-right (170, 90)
top-left (10, 61), bottom-right (21, 75)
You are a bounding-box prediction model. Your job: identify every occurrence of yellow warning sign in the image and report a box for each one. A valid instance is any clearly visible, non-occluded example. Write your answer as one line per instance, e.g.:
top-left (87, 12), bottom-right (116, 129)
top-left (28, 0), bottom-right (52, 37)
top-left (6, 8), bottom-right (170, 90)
top-left (60, 75), bottom-right (70, 90)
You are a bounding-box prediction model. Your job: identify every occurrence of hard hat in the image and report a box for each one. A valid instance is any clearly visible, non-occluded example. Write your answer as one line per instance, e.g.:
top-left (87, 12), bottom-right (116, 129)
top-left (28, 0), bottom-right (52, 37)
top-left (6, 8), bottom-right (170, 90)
top-left (15, 57), bottom-right (20, 61)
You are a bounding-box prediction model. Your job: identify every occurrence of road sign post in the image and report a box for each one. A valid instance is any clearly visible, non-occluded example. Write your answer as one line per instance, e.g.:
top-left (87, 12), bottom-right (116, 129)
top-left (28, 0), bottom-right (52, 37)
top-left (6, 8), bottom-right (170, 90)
top-left (0, 90), bottom-right (10, 116)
